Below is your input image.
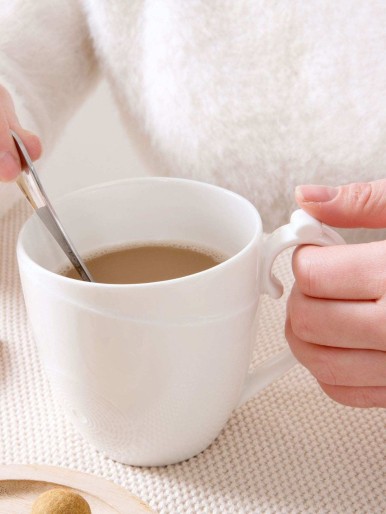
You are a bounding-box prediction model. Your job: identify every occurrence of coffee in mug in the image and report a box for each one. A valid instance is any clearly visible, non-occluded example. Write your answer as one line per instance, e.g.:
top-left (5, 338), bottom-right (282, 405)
top-left (62, 243), bottom-right (227, 284)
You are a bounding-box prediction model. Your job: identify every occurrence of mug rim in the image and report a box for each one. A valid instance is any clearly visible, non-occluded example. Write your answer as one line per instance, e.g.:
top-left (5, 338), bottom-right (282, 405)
top-left (17, 177), bottom-right (262, 289)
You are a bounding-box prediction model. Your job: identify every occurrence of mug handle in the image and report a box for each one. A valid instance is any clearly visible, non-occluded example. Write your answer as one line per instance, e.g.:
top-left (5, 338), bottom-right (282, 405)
top-left (237, 209), bottom-right (345, 407)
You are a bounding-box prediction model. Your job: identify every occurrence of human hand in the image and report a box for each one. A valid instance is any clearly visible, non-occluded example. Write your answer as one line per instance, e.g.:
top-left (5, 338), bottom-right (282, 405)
top-left (286, 180), bottom-right (386, 408)
top-left (0, 84), bottom-right (41, 181)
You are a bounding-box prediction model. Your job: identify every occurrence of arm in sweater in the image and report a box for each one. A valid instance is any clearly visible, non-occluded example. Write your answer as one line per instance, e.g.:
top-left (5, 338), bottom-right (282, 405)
top-left (0, 0), bottom-right (99, 215)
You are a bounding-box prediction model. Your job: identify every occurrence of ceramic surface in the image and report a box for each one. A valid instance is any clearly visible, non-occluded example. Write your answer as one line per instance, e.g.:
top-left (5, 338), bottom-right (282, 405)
top-left (17, 178), bottom-right (344, 465)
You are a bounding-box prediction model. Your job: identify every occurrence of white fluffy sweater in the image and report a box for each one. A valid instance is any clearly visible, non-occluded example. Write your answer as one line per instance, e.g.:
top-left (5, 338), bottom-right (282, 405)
top-left (1, 1), bottom-right (386, 236)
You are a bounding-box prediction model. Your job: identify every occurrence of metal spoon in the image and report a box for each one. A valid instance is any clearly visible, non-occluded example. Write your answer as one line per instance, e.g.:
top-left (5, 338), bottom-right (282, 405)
top-left (11, 130), bottom-right (94, 282)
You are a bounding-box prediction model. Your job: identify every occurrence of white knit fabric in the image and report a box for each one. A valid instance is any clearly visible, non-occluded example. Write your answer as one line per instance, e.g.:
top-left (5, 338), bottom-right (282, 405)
top-left (3, 1), bottom-right (386, 239)
top-left (0, 202), bottom-right (384, 514)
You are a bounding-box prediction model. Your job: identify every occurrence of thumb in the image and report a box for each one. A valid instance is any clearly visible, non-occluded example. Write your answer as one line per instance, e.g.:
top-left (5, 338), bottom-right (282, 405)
top-left (295, 179), bottom-right (386, 228)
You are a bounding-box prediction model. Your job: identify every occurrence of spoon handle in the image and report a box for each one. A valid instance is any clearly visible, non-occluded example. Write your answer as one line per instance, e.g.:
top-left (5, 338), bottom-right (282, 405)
top-left (12, 130), bottom-right (94, 282)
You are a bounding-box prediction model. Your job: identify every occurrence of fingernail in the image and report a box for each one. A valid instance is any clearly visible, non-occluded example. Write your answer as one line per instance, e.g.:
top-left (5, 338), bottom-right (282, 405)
top-left (0, 151), bottom-right (19, 181)
top-left (295, 185), bottom-right (338, 203)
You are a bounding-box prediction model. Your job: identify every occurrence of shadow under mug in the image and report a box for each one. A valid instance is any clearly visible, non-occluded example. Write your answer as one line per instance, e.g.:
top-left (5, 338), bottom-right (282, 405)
top-left (17, 178), bottom-right (344, 466)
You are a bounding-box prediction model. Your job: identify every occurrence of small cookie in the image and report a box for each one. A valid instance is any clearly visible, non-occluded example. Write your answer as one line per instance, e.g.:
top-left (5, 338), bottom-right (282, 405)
top-left (31, 487), bottom-right (91, 513)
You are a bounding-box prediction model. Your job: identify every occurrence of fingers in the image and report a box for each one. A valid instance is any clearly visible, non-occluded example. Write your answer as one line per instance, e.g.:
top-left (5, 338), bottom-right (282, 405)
top-left (291, 179), bottom-right (386, 408)
top-left (292, 242), bottom-right (386, 300)
top-left (295, 179), bottom-right (386, 228)
top-left (287, 281), bottom-right (386, 407)
top-left (0, 106), bottom-right (21, 181)
top-left (285, 317), bottom-right (386, 388)
top-left (0, 85), bottom-right (42, 181)
top-left (318, 383), bottom-right (386, 408)
top-left (288, 284), bottom-right (386, 351)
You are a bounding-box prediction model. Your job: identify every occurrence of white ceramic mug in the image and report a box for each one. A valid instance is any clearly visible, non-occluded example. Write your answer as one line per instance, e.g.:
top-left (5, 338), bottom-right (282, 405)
top-left (17, 178), bottom-right (344, 466)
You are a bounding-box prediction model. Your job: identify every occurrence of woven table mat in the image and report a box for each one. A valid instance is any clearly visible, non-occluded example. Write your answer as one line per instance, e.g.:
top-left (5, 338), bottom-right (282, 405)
top-left (0, 201), bottom-right (384, 514)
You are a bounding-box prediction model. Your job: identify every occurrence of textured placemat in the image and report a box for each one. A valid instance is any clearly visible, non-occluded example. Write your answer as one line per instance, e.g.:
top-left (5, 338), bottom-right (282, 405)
top-left (0, 201), bottom-right (385, 514)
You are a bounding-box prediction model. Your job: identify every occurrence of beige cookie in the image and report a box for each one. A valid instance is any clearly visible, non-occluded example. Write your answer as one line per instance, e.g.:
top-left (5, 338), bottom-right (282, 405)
top-left (31, 487), bottom-right (91, 513)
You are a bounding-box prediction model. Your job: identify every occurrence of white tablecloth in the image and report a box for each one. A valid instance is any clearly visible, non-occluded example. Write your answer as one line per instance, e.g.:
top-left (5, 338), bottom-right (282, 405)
top-left (0, 202), bottom-right (384, 514)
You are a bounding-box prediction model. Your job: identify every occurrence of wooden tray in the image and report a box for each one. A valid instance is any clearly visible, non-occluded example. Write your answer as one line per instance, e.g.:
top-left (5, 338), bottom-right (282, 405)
top-left (0, 464), bottom-right (155, 513)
